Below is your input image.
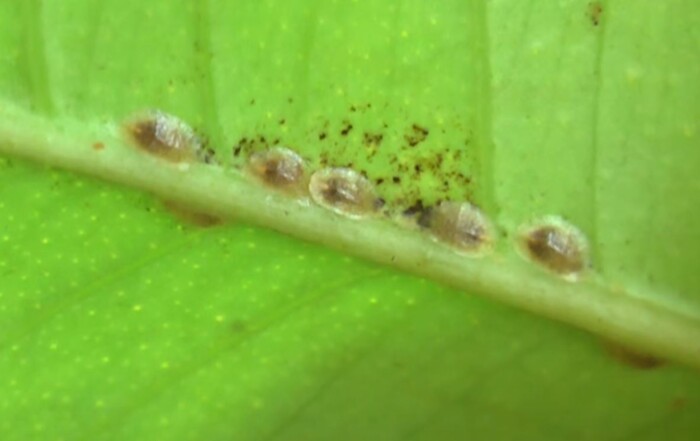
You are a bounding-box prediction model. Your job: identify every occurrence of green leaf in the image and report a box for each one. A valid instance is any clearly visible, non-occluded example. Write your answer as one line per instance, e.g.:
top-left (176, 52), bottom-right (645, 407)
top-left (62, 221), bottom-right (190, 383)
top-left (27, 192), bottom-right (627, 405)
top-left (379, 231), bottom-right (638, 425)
top-left (1, 1), bottom-right (699, 440)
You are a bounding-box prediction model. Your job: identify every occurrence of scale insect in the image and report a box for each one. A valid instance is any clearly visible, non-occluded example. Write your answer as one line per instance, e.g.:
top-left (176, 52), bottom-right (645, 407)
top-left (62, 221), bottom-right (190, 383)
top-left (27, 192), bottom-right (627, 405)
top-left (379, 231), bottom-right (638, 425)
top-left (123, 110), bottom-right (202, 163)
top-left (519, 216), bottom-right (589, 278)
top-left (309, 167), bottom-right (383, 218)
top-left (247, 146), bottom-right (308, 196)
top-left (422, 201), bottom-right (494, 254)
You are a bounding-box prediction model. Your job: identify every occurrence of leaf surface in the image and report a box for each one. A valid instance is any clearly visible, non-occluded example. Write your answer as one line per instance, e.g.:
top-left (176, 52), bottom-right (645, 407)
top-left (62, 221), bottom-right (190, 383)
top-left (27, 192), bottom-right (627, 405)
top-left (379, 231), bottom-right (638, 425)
top-left (0, 1), bottom-right (699, 440)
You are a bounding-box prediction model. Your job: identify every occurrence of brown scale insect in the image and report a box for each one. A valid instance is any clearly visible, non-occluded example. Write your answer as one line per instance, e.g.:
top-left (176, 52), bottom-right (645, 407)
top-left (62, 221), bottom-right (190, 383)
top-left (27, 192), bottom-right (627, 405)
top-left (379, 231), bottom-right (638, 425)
top-left (309, 167), bottom-right (382, 218)
top-left (426, 201), bottom-right (493, 254)
top-left (247, 147), bottom-right (308, 196)
top-left (520, 216), bottom-right (589, 277)
top-left (123, 110), bottom-right (201, 163)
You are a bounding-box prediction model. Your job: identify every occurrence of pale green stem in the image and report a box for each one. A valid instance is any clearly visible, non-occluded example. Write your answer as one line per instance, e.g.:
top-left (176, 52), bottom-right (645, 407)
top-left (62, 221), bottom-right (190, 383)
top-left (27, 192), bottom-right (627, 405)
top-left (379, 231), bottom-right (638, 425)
top-left (1, 103), bottom-right (699, 369)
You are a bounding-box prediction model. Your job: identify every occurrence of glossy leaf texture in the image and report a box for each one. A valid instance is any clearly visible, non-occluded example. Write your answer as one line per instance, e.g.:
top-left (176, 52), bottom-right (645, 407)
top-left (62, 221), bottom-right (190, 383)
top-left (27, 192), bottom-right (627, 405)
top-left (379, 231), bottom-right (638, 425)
top-left (0, 1), bottom-right (699, 440)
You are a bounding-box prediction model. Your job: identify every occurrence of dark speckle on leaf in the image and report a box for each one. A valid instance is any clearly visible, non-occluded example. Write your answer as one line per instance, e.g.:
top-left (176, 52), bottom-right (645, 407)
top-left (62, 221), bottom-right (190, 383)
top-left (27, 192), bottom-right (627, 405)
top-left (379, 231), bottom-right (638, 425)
top-left (197, 147), bottom-right (218, 164)
top-left (363, 132), bottom-right (384, 146)
top-left (405, 124), bottom-right (429, 147)
top-left (340, 121), bottom-right (353, 136)
top-left (233, 135), bottom-right (275, 159)
top-left (402, 199), bottom-right (425, 217)
top-left (588, 1), bottom-right (603, 26)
